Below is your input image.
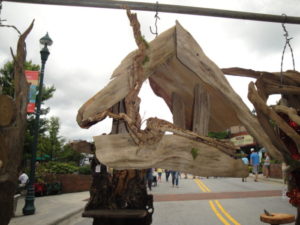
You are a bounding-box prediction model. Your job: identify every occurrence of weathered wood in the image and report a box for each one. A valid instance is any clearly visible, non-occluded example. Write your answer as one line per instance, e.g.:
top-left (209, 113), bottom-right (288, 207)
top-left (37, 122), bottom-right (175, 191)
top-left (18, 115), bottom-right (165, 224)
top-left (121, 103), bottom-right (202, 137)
top-left (86, 100), bottom-right (153, 225)
top-left (78, 21), bottom-right (283, 167)
top-left (171, 92), bottom-right (186, 129)
top-left (0, 95), bottom-right (16, 127)
top-left (248, 82), bottom-right (294, 158)
top-left (94, 134), bottom-right (248, 178)
top-left (222, 68), bottom-right (300, 85)
top-left (273, 105), bottom-right (300, 125)
top-left (260, 213), bottom-right (295, 224)
top-left (174, 23), bottom-right (282, 160)
top-left (248, 82), bottom-right (300, 149)
top-left (192, 84), bottom-right (210, 135)
top-left (0, 21), bottom-right (34, 225)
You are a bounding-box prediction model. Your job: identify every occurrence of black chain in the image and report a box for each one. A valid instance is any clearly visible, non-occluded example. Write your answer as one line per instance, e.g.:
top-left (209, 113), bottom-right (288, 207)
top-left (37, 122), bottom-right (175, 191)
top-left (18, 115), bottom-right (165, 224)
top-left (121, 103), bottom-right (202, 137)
top-left (149, 1), bottom-right (160, 37)
top-left (280, 14), bottom-right (296, 84)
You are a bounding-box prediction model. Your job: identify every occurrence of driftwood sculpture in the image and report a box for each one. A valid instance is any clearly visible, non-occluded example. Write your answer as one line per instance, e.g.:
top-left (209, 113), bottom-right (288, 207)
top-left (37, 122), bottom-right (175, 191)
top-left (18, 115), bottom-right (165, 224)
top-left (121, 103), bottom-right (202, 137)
top-left (222, 67), bottom-right (300, 224)
top-left (76, 9), bottom-right (300, 223)
top-left (77, 12), bottom-right (262, 177)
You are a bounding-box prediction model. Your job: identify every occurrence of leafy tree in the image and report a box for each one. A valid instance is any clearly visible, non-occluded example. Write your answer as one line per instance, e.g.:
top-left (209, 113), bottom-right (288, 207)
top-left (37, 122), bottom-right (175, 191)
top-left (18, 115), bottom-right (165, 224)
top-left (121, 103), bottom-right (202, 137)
top-left (0, 60), bottom-right (56, 166)
top-left (0, 61), bottom-right (39, 96)
top-left (57, 144), bottom-right (84, 166)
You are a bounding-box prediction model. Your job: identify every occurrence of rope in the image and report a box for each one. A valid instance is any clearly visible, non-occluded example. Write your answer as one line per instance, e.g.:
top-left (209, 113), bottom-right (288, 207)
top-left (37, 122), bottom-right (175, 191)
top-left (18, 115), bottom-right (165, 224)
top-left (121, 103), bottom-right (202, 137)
top-left (149, 1), bottom-right (160, 37)
top-left (280, 14), bottom-right (296, 84)
top-left (0, 0), bottom-right (4, 24)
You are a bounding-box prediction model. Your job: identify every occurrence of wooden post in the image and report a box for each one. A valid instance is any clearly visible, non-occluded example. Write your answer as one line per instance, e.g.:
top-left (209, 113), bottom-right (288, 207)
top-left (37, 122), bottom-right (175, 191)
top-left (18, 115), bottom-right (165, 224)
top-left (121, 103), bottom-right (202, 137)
top-left (172, 92), bottom-right (186, 129)
top-left (192, 84), bottom-right (210, 136)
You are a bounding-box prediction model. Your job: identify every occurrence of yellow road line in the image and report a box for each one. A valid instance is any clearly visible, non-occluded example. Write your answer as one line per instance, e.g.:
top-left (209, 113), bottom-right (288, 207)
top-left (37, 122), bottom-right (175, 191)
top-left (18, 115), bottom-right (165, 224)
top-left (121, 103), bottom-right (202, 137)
top-left (194, 178), bottom-right (242, 225)
top-left (209, 200), bottom-right (231, 225)
top-left (194, 179), bottom-right (208, 192)
top-left (196, 178), bottom-right (211, 192)
top-left (214, 200), bottom-right (241, 225)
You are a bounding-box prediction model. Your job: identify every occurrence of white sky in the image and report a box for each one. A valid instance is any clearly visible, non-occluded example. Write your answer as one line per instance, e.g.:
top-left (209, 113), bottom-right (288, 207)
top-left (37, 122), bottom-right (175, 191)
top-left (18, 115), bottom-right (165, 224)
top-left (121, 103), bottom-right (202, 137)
top-left (1, 0), bottom-right (300, 142)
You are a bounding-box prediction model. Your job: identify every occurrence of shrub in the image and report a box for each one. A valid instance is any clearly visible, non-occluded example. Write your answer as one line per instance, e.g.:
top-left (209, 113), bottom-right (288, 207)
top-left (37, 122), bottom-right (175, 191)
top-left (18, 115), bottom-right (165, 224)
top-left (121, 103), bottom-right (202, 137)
top-left (78, 165), bottom-right (91, 175)
top-left (37, 161), bottom-right (79, 176)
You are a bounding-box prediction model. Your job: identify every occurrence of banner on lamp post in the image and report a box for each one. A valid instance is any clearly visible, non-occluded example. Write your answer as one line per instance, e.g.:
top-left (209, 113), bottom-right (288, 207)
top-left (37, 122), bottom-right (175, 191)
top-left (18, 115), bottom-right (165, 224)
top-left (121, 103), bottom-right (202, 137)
top-left (25, 70), bottom-right (39, 113)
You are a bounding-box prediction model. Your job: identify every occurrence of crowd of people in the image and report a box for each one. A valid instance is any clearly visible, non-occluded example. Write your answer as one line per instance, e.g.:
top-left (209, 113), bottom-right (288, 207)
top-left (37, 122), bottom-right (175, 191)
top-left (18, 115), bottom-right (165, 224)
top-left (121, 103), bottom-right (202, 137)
top-left (241, 148), bottom-right (272, 182)
top-left (145, 168), bottom-right (181, 190)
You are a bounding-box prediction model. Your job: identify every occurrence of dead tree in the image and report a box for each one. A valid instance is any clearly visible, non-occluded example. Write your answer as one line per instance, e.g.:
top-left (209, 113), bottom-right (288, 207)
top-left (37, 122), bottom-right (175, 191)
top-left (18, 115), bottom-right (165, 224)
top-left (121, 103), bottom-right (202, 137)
top-left (0, 21), bottom-right (34, 225)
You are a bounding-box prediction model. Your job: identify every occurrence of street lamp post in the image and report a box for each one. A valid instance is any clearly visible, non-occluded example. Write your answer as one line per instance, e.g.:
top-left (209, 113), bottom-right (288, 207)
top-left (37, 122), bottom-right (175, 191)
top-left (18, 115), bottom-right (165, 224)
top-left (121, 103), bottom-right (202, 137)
top-left (23, 33), bottom-right (53, 215)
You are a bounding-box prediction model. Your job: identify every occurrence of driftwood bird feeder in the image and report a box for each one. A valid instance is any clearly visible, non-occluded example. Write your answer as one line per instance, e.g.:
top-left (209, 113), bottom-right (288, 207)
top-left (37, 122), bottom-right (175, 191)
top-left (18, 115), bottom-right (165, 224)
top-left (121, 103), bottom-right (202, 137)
top-left (77, 21), bottom-right (286, 177)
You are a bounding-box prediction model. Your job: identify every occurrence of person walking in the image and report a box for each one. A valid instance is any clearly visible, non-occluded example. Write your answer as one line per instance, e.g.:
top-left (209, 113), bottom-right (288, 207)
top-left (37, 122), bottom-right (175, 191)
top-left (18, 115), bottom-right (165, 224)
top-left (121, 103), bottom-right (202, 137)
top-left (157, 168), bottom-right (163, 182)
top-left (263, 152), bottom-right (271, 179)
top-left (146, 168), bottom-right (153, 191)
top-left (241, 153), bottom-right (249, 182)
top-left (165, 169), bottom-right (170, 182)
top-left (171, 170), bottom-right (179, 187)
top-left (250, 148), bottom-right (260, 182)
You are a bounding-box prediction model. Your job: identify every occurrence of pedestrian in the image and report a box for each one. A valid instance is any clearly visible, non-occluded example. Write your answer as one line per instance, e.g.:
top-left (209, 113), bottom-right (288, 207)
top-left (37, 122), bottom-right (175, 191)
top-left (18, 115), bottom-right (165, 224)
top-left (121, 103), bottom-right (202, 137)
top-left (146, 168), bottom-right (153, 191)
top-left (18, 171), bottom-right (29, 194)
top-left (165, 169), bottom-right (170, 182)
top-left (263, 152), bottom-right (271, 179)
top-left (157, 168), bottom-right (163, 182)
top-left (18, 171), bottom-right (29, 187)
top-left (171, 170), bottom-right (179, 187)
top-left (241, 153), bottom-right (249, 182)
top-left (250, 148), bottom-right (260, 182)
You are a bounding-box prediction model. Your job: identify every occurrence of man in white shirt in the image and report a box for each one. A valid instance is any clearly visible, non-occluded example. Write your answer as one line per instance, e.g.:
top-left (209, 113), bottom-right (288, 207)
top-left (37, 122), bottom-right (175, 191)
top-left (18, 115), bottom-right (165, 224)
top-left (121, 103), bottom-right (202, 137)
top-left (18, 172), bottom-right (29, 186)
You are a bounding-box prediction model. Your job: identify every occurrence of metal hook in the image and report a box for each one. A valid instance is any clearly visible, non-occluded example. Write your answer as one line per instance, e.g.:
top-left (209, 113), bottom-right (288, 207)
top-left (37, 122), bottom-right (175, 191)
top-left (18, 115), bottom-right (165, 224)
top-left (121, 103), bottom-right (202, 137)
top-left (280, 13), bottom-right (296, 85)
top-left (149, 1), bottom-right (160, 37)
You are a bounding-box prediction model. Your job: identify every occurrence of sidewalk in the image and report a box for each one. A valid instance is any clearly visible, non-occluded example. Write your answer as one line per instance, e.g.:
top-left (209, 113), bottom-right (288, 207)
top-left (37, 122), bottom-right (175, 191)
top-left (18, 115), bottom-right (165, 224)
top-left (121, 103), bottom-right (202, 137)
top-left (9, 191), bottom-right (89, 225)
top-left (249, 173), bottom-right (284, 184)
top-left (8, 174), bottom-right (284, 225)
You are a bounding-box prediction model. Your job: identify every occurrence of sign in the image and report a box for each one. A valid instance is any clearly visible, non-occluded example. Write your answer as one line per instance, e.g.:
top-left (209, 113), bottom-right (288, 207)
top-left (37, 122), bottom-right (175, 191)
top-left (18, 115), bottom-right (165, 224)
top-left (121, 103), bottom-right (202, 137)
top-left (230, 134), bottom-right (255, 147)
top-left (25, 70), bottom-right (39, 113)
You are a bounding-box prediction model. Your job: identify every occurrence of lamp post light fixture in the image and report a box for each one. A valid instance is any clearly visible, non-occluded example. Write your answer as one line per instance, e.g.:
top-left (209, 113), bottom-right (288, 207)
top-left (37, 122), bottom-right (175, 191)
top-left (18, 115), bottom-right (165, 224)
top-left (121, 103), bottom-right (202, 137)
top-left (23, 32), bottom-right (53, 215)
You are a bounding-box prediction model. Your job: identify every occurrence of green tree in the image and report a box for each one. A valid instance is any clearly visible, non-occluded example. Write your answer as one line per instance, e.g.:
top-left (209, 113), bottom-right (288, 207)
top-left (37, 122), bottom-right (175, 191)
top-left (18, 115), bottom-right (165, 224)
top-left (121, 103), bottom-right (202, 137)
top-left (0, 61), bottom-right (39, 96)
top-left (0, 60), bottom-right (56, 166)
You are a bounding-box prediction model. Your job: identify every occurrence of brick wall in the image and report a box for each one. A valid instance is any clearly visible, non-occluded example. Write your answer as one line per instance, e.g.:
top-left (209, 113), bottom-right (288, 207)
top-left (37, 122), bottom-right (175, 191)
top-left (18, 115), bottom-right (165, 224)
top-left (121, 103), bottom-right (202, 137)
top-left (45, 174), bottom-right (92, 193)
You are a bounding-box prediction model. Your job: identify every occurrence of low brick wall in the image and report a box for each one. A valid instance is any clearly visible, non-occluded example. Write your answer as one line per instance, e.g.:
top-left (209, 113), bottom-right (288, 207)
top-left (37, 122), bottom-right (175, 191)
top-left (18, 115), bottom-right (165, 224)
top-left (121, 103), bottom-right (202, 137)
top-left (45, 174), bottom-right (92, 193)
top-left (263, 164), bottom-right (283, 179)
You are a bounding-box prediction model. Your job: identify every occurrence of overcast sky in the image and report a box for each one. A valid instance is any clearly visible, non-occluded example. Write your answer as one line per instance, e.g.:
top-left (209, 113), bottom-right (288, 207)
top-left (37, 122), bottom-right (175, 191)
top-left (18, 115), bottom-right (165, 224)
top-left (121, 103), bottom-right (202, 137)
top-left (1, 0), bottom-right (300, 142)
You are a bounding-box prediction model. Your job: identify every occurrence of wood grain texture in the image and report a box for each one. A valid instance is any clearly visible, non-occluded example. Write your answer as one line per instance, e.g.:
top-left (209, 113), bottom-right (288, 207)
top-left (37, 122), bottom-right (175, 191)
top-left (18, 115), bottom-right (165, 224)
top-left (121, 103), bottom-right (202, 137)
top-left (0, 95), bottom-right (16, 127)
top-left (94, 134), bottom-right (248, 177)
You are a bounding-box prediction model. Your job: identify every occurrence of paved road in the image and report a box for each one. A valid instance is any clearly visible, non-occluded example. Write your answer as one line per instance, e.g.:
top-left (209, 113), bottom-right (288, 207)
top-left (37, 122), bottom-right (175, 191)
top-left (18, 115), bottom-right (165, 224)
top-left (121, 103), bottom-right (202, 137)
top-left (73, 175), bottom-right (296, 225)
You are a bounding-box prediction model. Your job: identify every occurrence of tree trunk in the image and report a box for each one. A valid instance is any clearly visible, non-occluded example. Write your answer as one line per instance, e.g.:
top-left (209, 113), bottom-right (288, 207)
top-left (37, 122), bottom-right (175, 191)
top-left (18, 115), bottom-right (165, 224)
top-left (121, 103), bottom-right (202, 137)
top-left (0, 21), bottom-right (34, 225)
top-left (84, 100), bottom-right (153, 225)
top-left (296, 207), bottom-right (300, 225)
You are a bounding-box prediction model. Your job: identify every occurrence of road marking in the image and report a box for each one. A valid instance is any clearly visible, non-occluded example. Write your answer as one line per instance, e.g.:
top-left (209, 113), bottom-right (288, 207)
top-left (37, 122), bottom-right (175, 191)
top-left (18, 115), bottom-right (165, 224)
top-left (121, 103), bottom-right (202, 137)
top-left (194, 178), bottom-right (209, 192)
top-left (194, 178), bottom-right (241, 225)
top-left (195, 178), bottom-right (211, 192)
top-left (214, 200), bottom-right (241, 225)
top-left (209, 200), bottom-right (231, 225)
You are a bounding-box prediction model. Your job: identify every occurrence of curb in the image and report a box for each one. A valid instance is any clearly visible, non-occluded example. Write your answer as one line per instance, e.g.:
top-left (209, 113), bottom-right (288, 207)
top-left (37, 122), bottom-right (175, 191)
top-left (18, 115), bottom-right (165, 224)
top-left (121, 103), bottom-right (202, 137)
top-left (48, 207), bottom-right (84, 225)
top-left (249, 174), bottom-right (284, 184)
